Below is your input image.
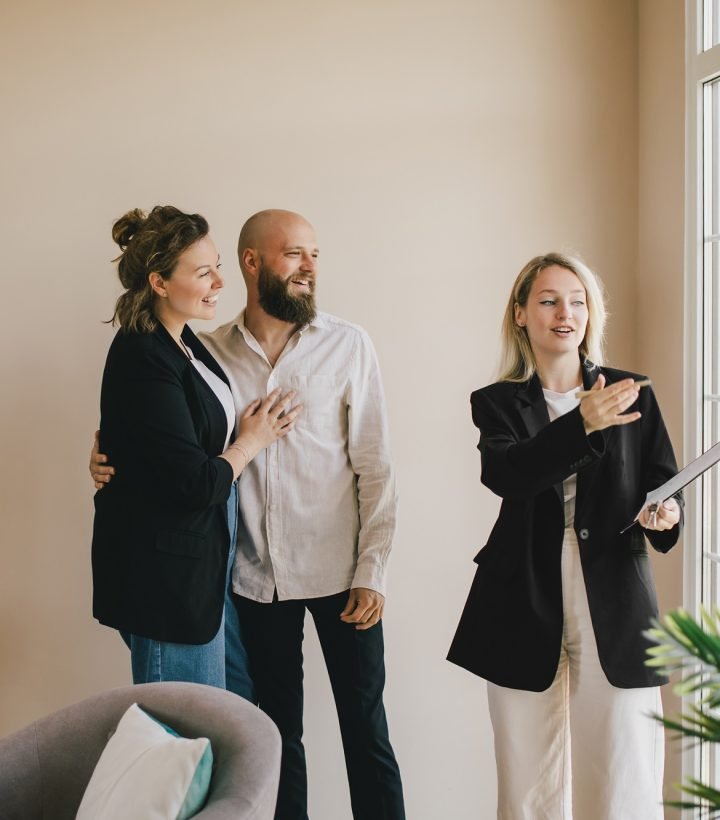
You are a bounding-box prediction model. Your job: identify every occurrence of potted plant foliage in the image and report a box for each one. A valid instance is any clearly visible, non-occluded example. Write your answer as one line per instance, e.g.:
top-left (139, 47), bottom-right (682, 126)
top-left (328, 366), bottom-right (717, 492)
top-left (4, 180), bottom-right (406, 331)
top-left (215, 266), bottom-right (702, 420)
top-left (646, 608), bottom-right (720, 815)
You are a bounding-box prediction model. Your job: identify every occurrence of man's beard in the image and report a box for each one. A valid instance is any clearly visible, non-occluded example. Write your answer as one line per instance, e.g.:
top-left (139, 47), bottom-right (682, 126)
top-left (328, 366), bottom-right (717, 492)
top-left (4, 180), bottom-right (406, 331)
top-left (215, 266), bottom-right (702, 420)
top-left (258, 262), bottom-right (317, 325)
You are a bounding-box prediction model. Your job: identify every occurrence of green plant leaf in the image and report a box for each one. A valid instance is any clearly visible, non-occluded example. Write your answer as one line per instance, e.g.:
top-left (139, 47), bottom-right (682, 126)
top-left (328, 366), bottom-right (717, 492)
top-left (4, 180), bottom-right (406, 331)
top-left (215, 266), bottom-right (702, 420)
top-left (647, 607), bottom-right (720, 810)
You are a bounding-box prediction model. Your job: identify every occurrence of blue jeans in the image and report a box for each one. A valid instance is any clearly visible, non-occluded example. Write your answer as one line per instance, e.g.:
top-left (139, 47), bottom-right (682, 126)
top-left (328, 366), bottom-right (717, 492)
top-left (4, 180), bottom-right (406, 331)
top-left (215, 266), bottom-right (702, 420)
top-left (122, 483), bottom-right (255, 700)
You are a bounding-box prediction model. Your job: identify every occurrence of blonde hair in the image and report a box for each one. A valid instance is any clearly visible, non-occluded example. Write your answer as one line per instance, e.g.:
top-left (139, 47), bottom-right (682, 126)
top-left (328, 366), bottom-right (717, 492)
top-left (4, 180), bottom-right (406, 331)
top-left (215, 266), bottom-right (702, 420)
top-left (497, 252), bottom-right (607, 382)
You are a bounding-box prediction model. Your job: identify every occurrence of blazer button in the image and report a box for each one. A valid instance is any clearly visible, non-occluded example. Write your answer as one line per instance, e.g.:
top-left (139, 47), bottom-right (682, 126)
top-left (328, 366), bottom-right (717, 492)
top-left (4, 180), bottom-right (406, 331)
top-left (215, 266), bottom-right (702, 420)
top-left (579, 528), bottom-right (590, 541)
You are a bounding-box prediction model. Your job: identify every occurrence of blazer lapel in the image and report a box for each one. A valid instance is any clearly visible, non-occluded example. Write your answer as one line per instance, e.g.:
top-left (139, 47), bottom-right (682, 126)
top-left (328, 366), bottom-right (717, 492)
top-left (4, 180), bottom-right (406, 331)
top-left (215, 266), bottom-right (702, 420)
top-left (515, 376), bottom-right (564, 503)
top-left (515, 375), bottom-right (549, 437)
top-left (183, 326), bottom-right (231, 387)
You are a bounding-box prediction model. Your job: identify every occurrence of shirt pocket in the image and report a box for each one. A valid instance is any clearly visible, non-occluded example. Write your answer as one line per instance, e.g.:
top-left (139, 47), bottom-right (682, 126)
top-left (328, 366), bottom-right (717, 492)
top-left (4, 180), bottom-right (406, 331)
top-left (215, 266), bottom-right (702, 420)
top-left (289, 374), bottom-right (346, 434)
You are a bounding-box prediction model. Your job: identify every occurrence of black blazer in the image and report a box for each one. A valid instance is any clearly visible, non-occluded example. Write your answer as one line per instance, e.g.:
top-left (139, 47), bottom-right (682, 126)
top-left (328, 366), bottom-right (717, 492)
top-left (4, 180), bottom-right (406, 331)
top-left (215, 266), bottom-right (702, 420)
top-left (447, 360), bottom-right (682, 690)
top-left (91, 322), bottom-right (235, 644)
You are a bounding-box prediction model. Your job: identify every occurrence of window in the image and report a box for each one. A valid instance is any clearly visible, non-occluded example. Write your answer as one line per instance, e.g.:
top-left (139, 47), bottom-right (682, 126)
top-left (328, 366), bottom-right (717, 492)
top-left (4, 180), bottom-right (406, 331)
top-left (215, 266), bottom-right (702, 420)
top-left (686, 0), bottom-right (720, 802)
top-left (706, 0), bottom-right (720, 49)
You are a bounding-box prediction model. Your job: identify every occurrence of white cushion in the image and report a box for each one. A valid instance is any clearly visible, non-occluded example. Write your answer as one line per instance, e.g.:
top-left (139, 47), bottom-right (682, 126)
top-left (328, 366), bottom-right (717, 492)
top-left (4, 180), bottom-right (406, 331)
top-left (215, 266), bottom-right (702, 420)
top-left (76, 702), bottom-right (213, 820)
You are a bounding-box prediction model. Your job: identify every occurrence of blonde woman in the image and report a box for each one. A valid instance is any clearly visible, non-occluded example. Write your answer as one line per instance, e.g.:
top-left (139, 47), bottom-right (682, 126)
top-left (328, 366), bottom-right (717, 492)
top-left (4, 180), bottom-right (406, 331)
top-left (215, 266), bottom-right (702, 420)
top-left (448, 252), bottom-right (681, 819)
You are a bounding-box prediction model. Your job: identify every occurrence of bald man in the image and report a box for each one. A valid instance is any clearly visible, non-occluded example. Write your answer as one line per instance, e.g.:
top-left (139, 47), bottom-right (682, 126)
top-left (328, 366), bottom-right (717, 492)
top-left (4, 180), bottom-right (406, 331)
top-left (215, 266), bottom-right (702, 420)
top-left (205, 210), bottom-right (403, 820)
top-left (95, 210), bottom-right (405, 819)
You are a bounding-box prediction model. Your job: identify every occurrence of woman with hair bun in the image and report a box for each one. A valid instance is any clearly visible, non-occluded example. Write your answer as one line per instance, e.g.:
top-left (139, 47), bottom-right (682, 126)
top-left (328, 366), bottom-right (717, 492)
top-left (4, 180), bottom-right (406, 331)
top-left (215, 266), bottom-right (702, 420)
top-left (91, 205), bottom-right (300, 693)
top-left (448, 252), bottom-right (682, 818)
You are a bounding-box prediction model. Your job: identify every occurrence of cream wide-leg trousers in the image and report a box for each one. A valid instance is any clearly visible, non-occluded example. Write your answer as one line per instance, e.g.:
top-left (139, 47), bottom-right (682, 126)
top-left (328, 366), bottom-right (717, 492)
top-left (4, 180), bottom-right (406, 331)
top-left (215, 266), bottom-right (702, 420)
top-left (487, 528), bottom-right (664, 820)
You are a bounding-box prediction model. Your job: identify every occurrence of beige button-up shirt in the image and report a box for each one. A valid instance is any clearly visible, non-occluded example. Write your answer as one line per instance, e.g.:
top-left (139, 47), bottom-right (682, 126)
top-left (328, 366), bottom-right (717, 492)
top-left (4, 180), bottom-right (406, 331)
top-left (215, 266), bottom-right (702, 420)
top-left (199, 311), bottom-right (397, 602)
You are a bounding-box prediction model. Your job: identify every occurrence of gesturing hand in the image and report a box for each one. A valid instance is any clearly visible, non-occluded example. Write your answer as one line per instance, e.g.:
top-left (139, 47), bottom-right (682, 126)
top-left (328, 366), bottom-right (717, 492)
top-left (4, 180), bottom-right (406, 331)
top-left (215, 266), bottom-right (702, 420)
top-left (579, 375), bottom-right (642, 434)
top-left (340, 588), bottom-right (385, 631)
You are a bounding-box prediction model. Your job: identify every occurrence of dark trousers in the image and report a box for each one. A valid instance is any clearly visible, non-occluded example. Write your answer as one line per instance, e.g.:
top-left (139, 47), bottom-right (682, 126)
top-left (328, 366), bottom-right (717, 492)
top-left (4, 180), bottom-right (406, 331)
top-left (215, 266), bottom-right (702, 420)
top-left (234, 590), bottom-right (405, 820)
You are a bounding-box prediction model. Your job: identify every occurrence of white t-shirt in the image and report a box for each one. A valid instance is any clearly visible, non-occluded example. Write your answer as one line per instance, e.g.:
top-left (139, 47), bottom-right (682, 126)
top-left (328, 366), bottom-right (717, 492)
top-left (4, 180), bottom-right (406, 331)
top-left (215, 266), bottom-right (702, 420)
top-left (185, 347), bottom-right (235, 451)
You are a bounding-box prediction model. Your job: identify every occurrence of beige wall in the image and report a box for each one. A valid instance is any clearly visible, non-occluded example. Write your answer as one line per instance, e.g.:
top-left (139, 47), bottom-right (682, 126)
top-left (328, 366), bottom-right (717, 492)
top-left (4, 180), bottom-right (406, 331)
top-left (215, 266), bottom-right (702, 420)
top-left (638, 0), bottom-right (686, 813)
top-left (0, 1), bottom-right (682, 817)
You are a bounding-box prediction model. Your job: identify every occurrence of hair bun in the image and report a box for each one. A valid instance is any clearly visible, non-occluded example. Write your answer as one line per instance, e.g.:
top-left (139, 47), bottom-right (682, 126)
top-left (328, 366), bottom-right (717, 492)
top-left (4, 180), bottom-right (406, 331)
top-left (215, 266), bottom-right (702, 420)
top-left (112, 208), bottom-right (147, 250)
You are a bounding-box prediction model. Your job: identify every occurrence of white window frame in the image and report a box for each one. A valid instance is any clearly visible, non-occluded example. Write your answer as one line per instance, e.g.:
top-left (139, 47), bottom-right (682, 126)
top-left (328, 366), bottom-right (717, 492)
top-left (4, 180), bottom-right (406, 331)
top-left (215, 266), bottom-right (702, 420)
top-left (685, 0), bottom-right (720, 805)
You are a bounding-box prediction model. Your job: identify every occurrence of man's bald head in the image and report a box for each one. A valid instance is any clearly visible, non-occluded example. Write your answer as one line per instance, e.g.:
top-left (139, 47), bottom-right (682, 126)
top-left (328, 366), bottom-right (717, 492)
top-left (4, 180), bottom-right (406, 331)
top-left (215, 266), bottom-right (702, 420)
top-left (238, 209), bottom-right (314, 272)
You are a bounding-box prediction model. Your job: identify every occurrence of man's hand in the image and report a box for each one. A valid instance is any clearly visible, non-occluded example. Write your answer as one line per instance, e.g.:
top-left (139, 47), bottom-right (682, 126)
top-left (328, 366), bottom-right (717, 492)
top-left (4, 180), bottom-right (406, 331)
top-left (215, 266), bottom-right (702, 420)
top-left (90, 430), bottom-right (115, 490)
top-left (340, 587), bottom-right (385, 630)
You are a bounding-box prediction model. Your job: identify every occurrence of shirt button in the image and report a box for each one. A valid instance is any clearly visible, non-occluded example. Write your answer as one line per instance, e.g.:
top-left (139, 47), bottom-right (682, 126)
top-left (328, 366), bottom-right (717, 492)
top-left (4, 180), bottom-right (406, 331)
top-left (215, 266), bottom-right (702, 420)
top-left (579, 528), bottom-right (590, 541)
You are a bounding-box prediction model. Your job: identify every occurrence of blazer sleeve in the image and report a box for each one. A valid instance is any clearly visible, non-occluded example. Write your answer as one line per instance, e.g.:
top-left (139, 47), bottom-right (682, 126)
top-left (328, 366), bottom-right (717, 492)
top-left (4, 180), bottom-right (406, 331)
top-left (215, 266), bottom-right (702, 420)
top-left (637, 385), bottom-right (683, 553)
top-left (471, 388), bottom-right (606, 500)
top-left (101, 339), bottom-right (233, 511)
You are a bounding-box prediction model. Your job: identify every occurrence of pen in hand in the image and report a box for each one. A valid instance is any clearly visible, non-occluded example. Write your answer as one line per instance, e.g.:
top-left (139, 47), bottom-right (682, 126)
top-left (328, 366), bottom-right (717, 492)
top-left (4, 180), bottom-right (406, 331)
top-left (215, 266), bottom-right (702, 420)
top-left (575, 378), bottom-right (652, 400)
top-left (648, 503), bottom-right (659, 529)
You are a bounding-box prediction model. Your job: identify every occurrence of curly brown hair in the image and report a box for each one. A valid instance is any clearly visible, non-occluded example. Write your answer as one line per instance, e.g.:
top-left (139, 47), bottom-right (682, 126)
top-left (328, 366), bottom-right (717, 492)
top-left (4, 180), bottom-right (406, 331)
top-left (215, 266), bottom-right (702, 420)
top-left (110, 205), bottom-right (209, 333)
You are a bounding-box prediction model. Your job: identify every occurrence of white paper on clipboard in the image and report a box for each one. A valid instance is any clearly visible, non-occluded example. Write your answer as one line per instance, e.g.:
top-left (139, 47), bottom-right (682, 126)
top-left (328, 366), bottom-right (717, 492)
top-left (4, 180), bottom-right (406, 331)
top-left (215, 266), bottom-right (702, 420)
top-left (620, 440), bottom-right (720, 533)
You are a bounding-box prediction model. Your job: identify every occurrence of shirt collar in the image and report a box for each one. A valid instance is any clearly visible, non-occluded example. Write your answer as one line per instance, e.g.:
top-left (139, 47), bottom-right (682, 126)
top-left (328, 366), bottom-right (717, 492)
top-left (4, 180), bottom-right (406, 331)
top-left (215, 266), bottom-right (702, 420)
top-left (233, 308), bottom-right (328, 337)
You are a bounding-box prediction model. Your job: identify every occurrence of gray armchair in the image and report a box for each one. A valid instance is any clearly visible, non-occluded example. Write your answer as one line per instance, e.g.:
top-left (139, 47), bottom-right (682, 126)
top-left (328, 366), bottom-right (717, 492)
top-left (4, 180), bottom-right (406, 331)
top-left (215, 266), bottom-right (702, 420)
top-left (0, 681), bottom-right (281, 819)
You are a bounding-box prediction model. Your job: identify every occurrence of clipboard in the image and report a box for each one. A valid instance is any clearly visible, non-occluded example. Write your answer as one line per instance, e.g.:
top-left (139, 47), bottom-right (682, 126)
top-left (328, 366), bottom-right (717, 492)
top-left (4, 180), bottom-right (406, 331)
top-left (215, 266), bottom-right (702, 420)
top-left (621, 440), bottom-right (720, 533)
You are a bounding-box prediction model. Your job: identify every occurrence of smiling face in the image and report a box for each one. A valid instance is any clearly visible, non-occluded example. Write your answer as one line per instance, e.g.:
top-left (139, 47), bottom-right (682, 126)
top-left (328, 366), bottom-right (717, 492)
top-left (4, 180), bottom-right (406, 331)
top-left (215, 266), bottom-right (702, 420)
top-left (514, 264), bottom-right (588, 366)
top-left (244, 212), bottom-right (319, 324)
top-left (150, 235), bottom-right (223, 331)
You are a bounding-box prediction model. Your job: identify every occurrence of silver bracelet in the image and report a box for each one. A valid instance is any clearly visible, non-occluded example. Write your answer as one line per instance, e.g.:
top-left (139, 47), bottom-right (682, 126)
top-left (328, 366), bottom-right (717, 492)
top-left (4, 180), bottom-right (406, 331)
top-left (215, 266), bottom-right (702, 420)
top-left (228, 442), bottom-right (251, 465)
